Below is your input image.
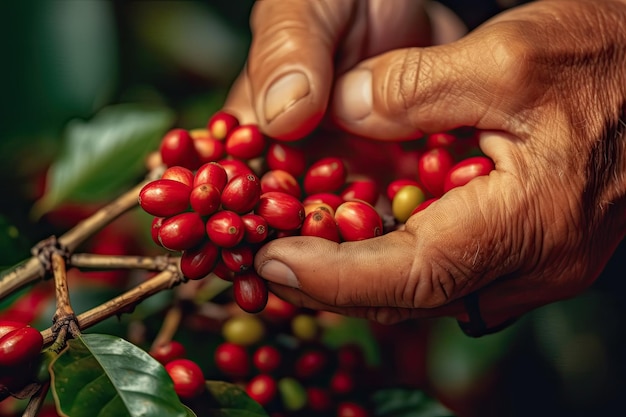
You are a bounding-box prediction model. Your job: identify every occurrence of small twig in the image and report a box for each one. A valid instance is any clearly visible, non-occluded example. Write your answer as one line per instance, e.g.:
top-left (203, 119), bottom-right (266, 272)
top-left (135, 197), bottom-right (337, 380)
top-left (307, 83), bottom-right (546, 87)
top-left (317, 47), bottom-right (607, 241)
top-left (21, 382), bottom-right (50, 417)
top-left (69, 253), bottom-right (179, 272)
top-left (52, 253), bottom-right (75, 324)
top-left (150, 303), bottom-right (184, 351)
top-left (40, 266), bottom-right (184, 345)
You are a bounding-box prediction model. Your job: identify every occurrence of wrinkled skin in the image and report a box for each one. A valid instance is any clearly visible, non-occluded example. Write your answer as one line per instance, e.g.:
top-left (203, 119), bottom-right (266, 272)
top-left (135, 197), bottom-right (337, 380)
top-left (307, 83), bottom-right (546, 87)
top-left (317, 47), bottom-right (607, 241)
top-left (223, 0), bottom-right (626, 331)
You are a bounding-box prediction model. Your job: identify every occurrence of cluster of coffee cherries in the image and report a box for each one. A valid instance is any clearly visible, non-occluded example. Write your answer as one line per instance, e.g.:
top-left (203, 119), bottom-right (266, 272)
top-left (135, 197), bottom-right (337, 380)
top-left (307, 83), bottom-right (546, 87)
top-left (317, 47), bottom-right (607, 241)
top-left (0, 320), bottom-right (44, 399)
top-left (150, 294), bottom-right (377, 417)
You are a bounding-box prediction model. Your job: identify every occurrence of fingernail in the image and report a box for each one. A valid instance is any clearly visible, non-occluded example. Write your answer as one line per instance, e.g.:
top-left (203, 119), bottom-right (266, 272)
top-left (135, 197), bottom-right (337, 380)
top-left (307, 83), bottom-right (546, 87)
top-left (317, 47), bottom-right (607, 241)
top-left (334, 69), bottom-right (372, 121)
top-left (264, 72), bottom-right (310, 123)
top-left (258, 260), bottom-right (300, 288)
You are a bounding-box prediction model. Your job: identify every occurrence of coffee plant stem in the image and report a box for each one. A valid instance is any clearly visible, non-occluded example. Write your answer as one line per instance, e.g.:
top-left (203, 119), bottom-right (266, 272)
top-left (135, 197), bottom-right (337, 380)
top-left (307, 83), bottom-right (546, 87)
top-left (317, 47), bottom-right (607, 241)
top-left (69, 253), bottom-right (179, 272)
top-left (51, 253), bottom-right (76, 326)
top-left (21, 382), bottom-right (49, 417)
top-left (150, 303), bottom-right (183, 351)
top-left (40, 266), bottom-right (184, 345)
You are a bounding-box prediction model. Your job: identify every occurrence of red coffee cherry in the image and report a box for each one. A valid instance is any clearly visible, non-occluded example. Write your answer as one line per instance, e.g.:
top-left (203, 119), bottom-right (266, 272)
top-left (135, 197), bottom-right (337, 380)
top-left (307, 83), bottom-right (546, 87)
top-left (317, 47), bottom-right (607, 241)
top-left (159, 128), bottom-right (200, 169)
top-left (194, 162), bottom-right (228, 191)
top-left (294, 348), bottom-right (329, 380)
top-left (150, 217), bottom-right (165, 247)
top-left (336, 343), bottom-right (366, 372)
top-left (214, 341), bottom-right (250, 378)
top-left (303, 157), bottom-right (347, 195)
top-left (0, 320), bottom-right (28, 338)
top-left (233, 270), bottom-right (269, 314)
top-left (190, 129), bottom-right (226, 163)
top-left (220, 244), bottom-right (255, 273)
top-left (218, 158), bottom-right (255, 181)
top-left (330, 369), bottom-right (355, 396)
top-left (221, 173), bottom-right (262, 214)
top-left (0, 326), bottom-right (43, 367)
top-left (261, 293), bottom-right (298, 323)
top-left (246, 374), bottom-right (278, 407)
top-left (189, 183), bottom-right (221, 216)
top-left (207, 110), bottom-right (240, 140)
top-left (260, 169), bottom-right (302, 199)
top-left (302, 192), bottom-right (344, 212)
top-left (336, 401), bottom-right (370, 417)
top-left (206, 210), bottom-right (245, 248)
top-left (252, 345), bottom-right (282, 374)
top-left (340, 178), bottom-right (379, 206)
top-left (180, 240), bottom-right (220, 280)
top-left (418, 147), bottom-right (455, 197)
top-left (255, 191), bottom-right (305, 231)
top-left (334, 201), bottom-right (383, 241)
top-left (213, 259), bottom-right (235, 282)
top-left (241, 213), bottom-right (269, 244)
top-left (138, 179), bottom-right (191, 218)
top-left (410, 197), bottom-right (438, 215)
top-left (225, 125), bottom-right (267, 160)
top-left (306, 387), bottom-right (333, 413)
top-left (265, 142), bottom-right (307, 177)
top-left (165, 359), bottom-right (205, 399)
top-left (149, 340), bottom-right (186, 365)
top-left (443, 155), bottom-right (495, 193)
top-left (161, 166), bottom-right (194, 187)
top-left (158, 212), bottom-right (206, 251)
top-left (386, 178), bottom-right (422, 201)
top-left (300, 208), bottom-right (341, 243)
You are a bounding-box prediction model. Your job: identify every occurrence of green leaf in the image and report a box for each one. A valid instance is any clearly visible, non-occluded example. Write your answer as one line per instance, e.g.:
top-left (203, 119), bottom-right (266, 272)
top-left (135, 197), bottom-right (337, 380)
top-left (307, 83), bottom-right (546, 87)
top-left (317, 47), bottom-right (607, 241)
top-left (50, 333), bottom-right (192, 417)
top-left (32, 103), bottom-right (175, 217)
top-left (203, 380), bottom-right (269, 417)
top-left (372, 388), bottom-right (456, 417)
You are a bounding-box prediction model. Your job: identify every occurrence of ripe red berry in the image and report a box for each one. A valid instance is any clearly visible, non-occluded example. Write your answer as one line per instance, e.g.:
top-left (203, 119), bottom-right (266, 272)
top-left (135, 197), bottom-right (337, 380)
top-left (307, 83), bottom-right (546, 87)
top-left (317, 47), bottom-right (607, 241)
top-left (150, 217), bottom-right (165, 247)
top-left (306, 387), bottom-right (332, 412)
top-left (220, 244), bottom-right (254, 273)
top-left (165, 359), bottom-right (205, 399)
top-left (252, 345), bottom-right (282, 374)
top-left (303, 157), bottom-right (347, 195)
top-left (233, 270), bottom-right (269, 314)
top-left (138, 179), bottom-right (191, 218)
top-left (206, 210), bottom-right (245, 248)
top-left (221, 173), bottom-right (262, 214)
top-left (336, 401), bottom-right (370, 417)
top-left (159, 128), bottom-right (200, 169)
top-left (418, 147), bottom-right (455, 197)
top-left (302, 193), bottom-right (344, 212)
top-left (0, 326), bottom-right (43, 367)
top-left (225, 125), bottom-right (267, 160)
top-left (340, 178), bottom-right (379, 206)
top-left (330, 369), bottom-right (355, 396)
top-left (218, 158), bottom-right (255, 181)
top-left (190, 129), bottom-right (226, 163)
top-left (241, 213), bottom-right (269, 244)
top-left (194, 162), bottom-right (228, 191)
top-left (149, 340), bottom-right (186, 365)
top-left (255, 191), bottom-right (305, 231)
top-left (158, 212), bottom-right (206, 251)
top-left (265, 142), bottom-right (307, 177)
top-left (300, 208), bottom-right (341, 242)
top-left (214, 342), bottom-right (250, 378)
top-left (189, 183), bottom-right (222, 216)
top-left (246, 374), bottom-right (278, 406)
top-left (334, 201), bottom-right (382, 241)
top-left (410, 197), bottom-right (438, 215)
top-left (443, 155), bottom-right (494, 193)
top-left (260, 169), bottom-right (302, 199)
top-left (261, 293), bottom-right (298, 323)
top-left (180, 240), bottom-right (220, 280)
top-left (207, 110), bottom-right (239, 140)
top-left (161, 166), bottom-right (194, 187)
top-left (294, 349), bottom-right (329, 380)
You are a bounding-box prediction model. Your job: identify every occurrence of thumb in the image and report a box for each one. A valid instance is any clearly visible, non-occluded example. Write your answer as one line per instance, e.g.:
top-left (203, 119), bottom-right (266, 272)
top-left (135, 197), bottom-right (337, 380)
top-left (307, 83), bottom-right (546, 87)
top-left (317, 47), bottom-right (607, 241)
top-left (329, 27), bottom-right (531, 139)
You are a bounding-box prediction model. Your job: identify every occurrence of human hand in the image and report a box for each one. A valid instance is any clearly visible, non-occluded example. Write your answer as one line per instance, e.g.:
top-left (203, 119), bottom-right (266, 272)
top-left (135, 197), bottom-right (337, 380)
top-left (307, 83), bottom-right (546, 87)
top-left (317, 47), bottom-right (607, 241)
top-left (225, 0), bottom-right (626, 336)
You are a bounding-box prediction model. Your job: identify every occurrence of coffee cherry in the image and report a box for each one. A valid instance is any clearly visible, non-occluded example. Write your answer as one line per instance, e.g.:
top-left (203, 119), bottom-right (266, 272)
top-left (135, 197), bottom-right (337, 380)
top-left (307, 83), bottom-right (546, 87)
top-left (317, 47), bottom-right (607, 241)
top-left (418, 147), bottom-right (455, 197)
top-left (410, 197), bottom-right (438, 216)
top-left (208, 110), bottom-right (239, 140)
top-left (261, 293), bottom-right (298, 323)
top-left (334, 201), bottom-right (383, 241)
top-left (190, 129), bottom-right (226, 164)
top-left (206, 210), bottom-right (245, 248)
top-left (256, 192), bottom-right (305, 231)
top-left (300, 208), bottom-right (341, 243)
top-left (302, 193), bottom-right (344, 212)
top-left (303, 157), bottom-right (347, 195)
top-left (443, 155), bottom-right (494, 193)
top-left (225, 125), bottom-right (267, 160)
top-left (138, 179), bottom-right (191, 218)
top-left (214, 342), bottom-right (250, 378)
top-left (278, 377), bottom-right (307, 412)
top-left (246, 374), bottom-right (278, 407)
top-left (149, 340), bottom-right (186, 365)
top-left (294, 348), bottom-right (329, 380)
top-left (219, 158), bottom-right (255, 181)
top-left (222, 314), bottom-right (266, 346)
top-left (330, 369), bottom-right (355, 396)
top-left (307, 387), bottom-right (333, 413)
top-left (233, 270), bottom-right (269, 314)
top-left (180, 240), bottom-right (220, 280)
top-left (0, 326), bottom-right (43, 367)
top-left (253, 345), bottom-right (282, 374)
top-left (150, 217), bottom-right (165, 247)
top-left (159, 128), bottom-right (200, 169)
top-left (158, 212), bottom-right (206, 251)
top-left (386, 178), bottom-right (422, 201)
top-left (337, 343), bottom-right (366, 372)
top-left (340, 179), bottom-right (379, 206)
top-left (221, 173), bottom-right (262, 214)
top-left (213, 259), bottom-right (235, 282)
top-left (0, 321), bottom-right (28, 338)
top-left (391, 185), bottom-right (426, 223)
top-left (161, 166), bottom-right (194, 187)
top-left (221, 244), bottom-right (254, 273)
top-left (241, 214), bottom-right (269, 244)
top-left (189, 183), bottom-right (222, 216)
top-left (290, 314), bottom-right (320, 342)
top-left (336, 401), bottom-right (370, 417)
top-left (265, 142), bottom-right (307, 177)
top-left (165, 359), bottom-right (205, 399)
top-left (194, 162), bottom-right (228, 191)
top-left (260, 170), bottom-right (302, 199)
